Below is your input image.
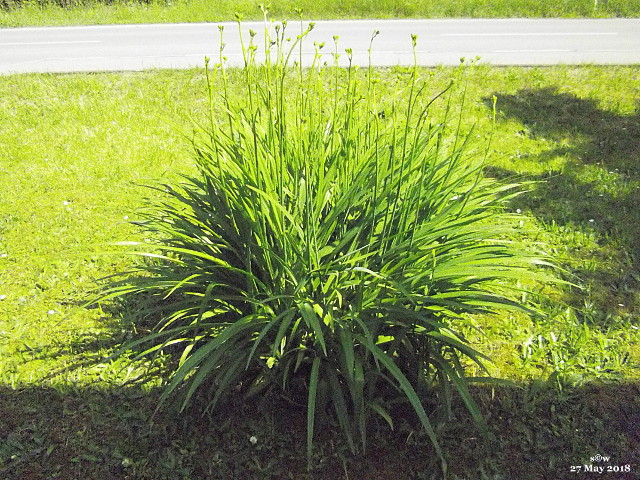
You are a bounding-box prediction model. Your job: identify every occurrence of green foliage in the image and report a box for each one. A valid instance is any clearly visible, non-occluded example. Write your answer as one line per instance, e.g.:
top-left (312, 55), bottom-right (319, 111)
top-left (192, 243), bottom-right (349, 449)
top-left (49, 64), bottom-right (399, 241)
top-left (96, 23), bottom-right (556, 471)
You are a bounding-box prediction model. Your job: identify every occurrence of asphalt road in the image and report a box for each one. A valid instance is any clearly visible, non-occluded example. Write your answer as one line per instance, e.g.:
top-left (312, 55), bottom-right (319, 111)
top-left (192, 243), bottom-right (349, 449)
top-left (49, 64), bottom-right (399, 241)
top-left (1, 18), bottom-right (639, 74)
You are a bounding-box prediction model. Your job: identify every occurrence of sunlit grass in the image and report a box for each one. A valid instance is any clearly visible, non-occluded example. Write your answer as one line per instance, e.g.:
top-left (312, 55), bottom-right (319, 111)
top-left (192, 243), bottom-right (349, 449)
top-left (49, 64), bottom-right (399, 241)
top-left (0, 71), bottom-right (204, 387)
top-left (0, 64), bottom-right (638, 478)
top-left (2, 66), bottom-right (639, 387)
top-left (2, 0), bottom-right (640, 27)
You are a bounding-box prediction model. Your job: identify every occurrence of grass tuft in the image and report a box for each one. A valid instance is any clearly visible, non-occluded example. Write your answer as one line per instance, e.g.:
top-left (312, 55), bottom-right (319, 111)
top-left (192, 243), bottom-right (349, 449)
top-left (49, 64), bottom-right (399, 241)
top-left (93, 23), bottom-right (561, 472)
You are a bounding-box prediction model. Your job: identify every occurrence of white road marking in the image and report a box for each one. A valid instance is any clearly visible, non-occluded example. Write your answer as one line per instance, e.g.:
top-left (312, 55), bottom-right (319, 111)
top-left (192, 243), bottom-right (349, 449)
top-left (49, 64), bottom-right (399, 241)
top-left (0, 40), bottom-right (100, 46)
top-left (491, 49), bottom-right (572, 53)
top-left (441, 32), bottom-right (617, 36)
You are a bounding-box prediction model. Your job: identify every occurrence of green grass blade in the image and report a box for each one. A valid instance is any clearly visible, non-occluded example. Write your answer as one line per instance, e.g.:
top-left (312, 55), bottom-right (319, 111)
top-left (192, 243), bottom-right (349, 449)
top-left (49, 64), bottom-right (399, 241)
top-left (307, 356), bottom-right (321, 470)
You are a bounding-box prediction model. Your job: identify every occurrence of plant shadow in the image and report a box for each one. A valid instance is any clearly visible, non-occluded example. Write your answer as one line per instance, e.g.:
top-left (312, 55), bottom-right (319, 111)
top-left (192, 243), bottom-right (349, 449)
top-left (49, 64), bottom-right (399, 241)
top-left (17, 295), bottom-right (150, 370)
top-left (484, 87), bottom-right (640, 313)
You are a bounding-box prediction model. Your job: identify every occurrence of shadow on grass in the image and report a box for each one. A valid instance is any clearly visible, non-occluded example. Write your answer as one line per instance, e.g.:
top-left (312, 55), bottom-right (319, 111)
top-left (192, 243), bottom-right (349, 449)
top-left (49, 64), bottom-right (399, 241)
top-left (486, 87), bottom-right (640, 312)
top-left (494, 87), bottom-right (640, 174)
top-left (1, 379), bottom-right (638, 480)
top-left (0, 384), bottom-right (313, 480)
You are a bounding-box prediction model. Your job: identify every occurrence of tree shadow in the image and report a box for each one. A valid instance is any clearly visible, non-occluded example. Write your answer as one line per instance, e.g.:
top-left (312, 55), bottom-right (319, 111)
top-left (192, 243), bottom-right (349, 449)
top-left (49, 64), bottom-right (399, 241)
top-left (1, 379), bottom-right (638, 480)
top-left (485, 87), bottom-right (640, 312)
top-left (0, 384), bottom-right (311, 480)
top-left (492, 87), bottom-right (640, 176)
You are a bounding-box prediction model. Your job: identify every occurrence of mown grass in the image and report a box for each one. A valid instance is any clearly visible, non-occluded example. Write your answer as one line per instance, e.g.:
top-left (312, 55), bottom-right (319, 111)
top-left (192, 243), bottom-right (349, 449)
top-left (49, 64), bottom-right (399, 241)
top-left (1, 0), bottom-right (640, 28)
top-left (1, 65), bottom-right (639, 478)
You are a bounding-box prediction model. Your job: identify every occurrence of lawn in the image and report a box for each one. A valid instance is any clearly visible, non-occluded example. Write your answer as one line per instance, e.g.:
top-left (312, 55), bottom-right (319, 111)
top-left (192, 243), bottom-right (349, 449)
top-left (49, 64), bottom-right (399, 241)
top-left (0, 64), bottom-right (639, 478)
top-left (1, 0), bottom-right (640, 28)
